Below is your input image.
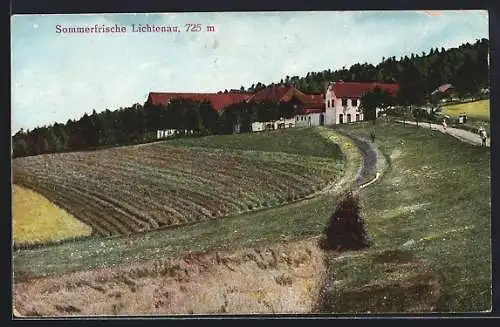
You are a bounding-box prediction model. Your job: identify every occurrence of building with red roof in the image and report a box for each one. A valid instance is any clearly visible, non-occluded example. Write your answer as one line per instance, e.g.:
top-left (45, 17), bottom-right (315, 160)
top-left (247, 84), bottom-right (324, 108)
top-left (246, 84), bottom-right (326, 128)
top-left (325, 81), bottom-right (400, 124)
top-left (146, 80), bottom-right (399, 136)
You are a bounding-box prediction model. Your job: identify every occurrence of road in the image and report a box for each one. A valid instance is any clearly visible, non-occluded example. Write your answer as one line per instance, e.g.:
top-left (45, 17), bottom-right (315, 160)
top-left (333, 129), bottom-right (378, 187)
top-left (396, 120), bottom-right (490, 148)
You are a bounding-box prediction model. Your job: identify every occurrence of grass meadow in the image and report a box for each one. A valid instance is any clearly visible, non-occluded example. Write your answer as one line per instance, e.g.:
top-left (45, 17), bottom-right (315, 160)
top-left (319, 121), bottom-right (491, 312)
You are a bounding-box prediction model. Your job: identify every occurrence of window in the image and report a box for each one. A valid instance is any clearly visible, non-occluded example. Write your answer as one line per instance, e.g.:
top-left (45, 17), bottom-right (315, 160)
top-left (342, 98), bottom-right (348, 107)
top-left (347, 114), bottom-right (352, 123)
top-left (327, 99), bottom-right (331, 108)
top-left (339, 114), bottom-right (344, 124)
top-left (355, 114), bottom-right (360, 122)
top-left (352, 99), bottom-right (358, 107)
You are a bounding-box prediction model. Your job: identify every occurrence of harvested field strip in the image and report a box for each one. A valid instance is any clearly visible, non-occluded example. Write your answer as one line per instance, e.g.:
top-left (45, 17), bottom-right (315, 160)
top-left (14, 180), bottom-right (113, 236)
top-left (15, 173), bottom-right (141, 235)
top-left (442, 99), bottom-right (489, 120)
top-left (12, 185), bottom-right (93, 246)
top-left (13, 237), bottom-right (326, 316)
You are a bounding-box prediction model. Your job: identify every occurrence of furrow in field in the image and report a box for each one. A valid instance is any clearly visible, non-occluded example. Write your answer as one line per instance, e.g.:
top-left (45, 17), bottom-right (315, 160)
top-left (95, 154), bottom-right (270, 212)
top-left (17, 159), bottom-right (190, 228)
top-left (12, 139), bottom-right (344, 236)
top-left (92, 159), bottom-right (246, 218)
top-left (57, 160), bottom-right (188, 226)
top-left (70, 160), bottom-right (236, 226)
top-left (117, 150), bottom-right (283, 200)
top-left (93, 158), bottom-right (247, 213)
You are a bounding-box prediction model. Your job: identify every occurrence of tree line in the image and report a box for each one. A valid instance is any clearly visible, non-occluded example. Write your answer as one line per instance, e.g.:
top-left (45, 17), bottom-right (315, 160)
top-left (12, 98), bottom-right (300, 158)
top-left (12, 38), bottom-right (489, 157)
top-left (243, 38), bottom-right (488, 103)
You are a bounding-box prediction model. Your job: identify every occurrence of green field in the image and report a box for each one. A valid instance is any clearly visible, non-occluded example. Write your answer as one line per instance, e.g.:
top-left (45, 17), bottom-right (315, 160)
top-left (170, 127), bottom-right (342, 157)
top-left (442, 99), bottom-right (490, 121)
top-left (319, 122), bottom-right (491, 312)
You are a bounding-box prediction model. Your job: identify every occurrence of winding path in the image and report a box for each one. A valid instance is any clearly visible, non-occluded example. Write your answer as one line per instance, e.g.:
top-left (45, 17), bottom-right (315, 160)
top-left (396, 120), bottom-right (490, 147)
top-left (333, 129), bottom-right (379, 188)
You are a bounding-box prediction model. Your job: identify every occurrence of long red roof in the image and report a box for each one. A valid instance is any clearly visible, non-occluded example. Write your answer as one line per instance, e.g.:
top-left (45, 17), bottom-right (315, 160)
top-left (248, 85), bottom-right (324, 108)
top-left (146, 92), bottom-right (251, 112)
top-left (331, 82), bottom-right (400, 98)
top-left (247, 84), bottom-right (299, 103)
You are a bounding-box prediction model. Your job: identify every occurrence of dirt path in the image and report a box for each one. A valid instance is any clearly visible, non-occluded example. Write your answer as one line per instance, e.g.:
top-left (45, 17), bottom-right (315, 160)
top-left (396, 120), bottom-right (490, 147)
top-left (333, 129), bottom-right (379, 187)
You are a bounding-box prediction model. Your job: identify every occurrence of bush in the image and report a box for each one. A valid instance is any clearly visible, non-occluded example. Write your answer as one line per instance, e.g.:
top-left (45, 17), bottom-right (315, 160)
top-left (321, 191), bottom-right (374, 251)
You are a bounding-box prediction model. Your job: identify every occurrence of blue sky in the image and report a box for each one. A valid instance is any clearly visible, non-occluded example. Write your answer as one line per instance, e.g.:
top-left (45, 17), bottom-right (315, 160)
top-left (11, 10), bottom-right (488, 133)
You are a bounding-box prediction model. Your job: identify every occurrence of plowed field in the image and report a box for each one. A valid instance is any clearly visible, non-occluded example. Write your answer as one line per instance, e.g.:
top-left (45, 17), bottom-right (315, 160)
top-left (13, 131), bottom-right (345, 238)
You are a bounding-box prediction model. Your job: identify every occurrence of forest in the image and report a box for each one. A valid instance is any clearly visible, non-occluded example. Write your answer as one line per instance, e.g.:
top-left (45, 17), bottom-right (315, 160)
top-left (12, 38), bottom-right (489, 158)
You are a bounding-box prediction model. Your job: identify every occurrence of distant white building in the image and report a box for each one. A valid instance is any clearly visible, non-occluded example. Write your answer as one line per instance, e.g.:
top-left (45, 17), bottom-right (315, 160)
top-left (156, 129), bottom-right (194, 139)
top-left (295, 109), bottom-right (324, 127)
top-left (251, 122), bottom-right (265, 132)
top-left (251, 117), bottom-right (295, 132)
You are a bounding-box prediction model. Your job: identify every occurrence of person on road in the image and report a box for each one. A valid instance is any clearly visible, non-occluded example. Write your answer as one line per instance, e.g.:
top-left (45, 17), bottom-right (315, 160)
top-left (442, 119), bottom-right (447, 131)
top-left (479, 127), bottom-right (488, 147)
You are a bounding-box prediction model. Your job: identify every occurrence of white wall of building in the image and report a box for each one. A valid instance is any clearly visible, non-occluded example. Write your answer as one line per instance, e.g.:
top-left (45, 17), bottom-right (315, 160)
top-left (251, 122), bottom-right (265, 132)
top-left (251, 118), bottom-right (296, 132)
top-left (295, 113), bottom-right (323, 127)
top-left (325, 86), bottom-right (364, 125)
top-left (156, 129), bottom-right (194, 139)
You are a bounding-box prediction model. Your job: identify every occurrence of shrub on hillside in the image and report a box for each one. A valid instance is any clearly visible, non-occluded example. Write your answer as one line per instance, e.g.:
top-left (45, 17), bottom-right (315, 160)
top-left (320, 191), bottom-right (374, 251)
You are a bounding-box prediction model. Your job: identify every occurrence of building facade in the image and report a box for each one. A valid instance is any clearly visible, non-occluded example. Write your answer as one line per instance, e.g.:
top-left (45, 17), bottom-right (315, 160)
top-left (146, 81), bottom-right (400, 137)
top-left (324, 81), bottom-right (400, 125)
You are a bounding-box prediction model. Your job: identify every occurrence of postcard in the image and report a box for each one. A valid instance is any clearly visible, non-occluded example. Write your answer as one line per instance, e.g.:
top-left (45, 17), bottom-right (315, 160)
top-left (11, 10), bottom-right (491, 316)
